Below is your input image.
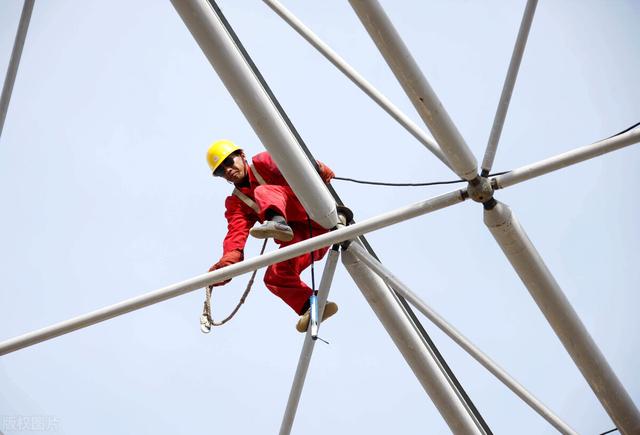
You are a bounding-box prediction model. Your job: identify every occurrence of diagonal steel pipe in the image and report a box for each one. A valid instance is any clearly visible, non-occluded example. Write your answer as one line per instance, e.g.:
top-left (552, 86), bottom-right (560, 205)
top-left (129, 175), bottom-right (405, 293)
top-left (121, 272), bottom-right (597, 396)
top-left (171, 0), bottom-right (337, 229)
top-left (493, 127), bottom-right (640, 189)
top-left (280, 247), bottom-right (339, 435)
top-left (262, 0), bottom-right (451, 169)
top-left (0, 189), bottom-right (466, 356)
top-left (484, 201), bottom-right (640, 435)
top-left (0, 0), bottom-right (35, 140)
top-left (349, 0), bottom-right (478, 181)
top-left (481, 0), bottom-right (538, 176)
top-left (172, 3), bottom-right (486, 431)
top-left (349, 242), bottom-right (577, 435)
top-left (173, 0), bottom-right (490, 432)
top-left (342, 242), bottom-right (486, 435)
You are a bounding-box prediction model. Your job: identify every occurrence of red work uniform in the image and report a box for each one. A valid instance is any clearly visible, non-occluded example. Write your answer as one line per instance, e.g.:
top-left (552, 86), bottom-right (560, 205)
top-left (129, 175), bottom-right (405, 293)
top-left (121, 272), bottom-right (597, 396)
top-left (219, 152), bottom-right (335, 314)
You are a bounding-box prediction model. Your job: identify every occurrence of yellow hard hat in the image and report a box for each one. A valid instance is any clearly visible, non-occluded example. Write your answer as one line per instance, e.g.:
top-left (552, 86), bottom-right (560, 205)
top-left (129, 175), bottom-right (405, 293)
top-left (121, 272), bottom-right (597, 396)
top-left (206, 139), bottom-right (241, 173)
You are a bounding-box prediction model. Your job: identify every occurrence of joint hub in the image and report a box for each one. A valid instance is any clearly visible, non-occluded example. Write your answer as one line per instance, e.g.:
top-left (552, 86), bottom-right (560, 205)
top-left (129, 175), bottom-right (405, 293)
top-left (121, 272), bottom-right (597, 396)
top-left (467, 176), bottom-right (494, 204)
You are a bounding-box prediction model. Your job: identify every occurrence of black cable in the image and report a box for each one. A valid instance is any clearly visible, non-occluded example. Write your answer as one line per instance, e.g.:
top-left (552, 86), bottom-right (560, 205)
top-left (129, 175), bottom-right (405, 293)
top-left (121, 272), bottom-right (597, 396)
top-left (333, 171), bottom-right (510, 188)
top-left (599, 428), bottom-right (618, 435)
top-left (332, 120), bottom-right (639, 189)
top-left (605, 120), bottom-right (640, 139)
top-left (307, 215), bottom-right (316, 292)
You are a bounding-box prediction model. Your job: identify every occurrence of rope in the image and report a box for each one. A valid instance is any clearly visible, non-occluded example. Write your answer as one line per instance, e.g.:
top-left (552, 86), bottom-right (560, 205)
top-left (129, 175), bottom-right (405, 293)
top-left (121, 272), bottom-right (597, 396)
top-left (200, 239), bottom-right (268, 333)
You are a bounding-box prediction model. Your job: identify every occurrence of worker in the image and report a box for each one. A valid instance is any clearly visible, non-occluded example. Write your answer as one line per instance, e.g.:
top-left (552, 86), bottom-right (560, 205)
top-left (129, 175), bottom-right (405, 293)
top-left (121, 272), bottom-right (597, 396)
top-left (206, 140), bottom-right (338, 332)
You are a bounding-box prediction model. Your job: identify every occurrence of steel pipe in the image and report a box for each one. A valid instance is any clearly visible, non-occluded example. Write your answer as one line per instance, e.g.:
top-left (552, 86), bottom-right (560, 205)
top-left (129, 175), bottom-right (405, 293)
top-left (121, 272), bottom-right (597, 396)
top-left (349, 242), bottom-right (577, 435)
top-left (262, 0), bottom-right (451, 169)
top-left (349, 0), bottom-right (478, 180)
top-left (0, 0), bottom-right (35, 139)
top-left (482, 0), bottom-right (538, 176)
top-left (493, 127), bottom-right (640, 189)
top-left (279, 247), bottom-right (339, 435)
top-left (0, 189), bottom-right (466, 356)
top-left (171, 0), bottom-right (337, 229)
top-left (342, 243), bottom-right (485, 435)
top-left (485, 201), bottom-right (640, 435)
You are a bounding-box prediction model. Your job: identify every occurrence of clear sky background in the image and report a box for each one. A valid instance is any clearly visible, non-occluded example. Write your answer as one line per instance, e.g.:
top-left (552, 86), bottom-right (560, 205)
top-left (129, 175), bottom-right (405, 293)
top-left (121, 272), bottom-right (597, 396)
top-left (1, 1), bottom-right (639, 434)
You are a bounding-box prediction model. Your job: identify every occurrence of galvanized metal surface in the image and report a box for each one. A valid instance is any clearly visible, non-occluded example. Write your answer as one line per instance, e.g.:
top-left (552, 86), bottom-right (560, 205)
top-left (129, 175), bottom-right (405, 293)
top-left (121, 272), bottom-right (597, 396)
top-left (349, 0), bottom-right (478, 180)
top-left (485, 201), bottom-right (640, 434)
top-left (0, 0), bottom-right (35, 139)
top-left (171, 0), bottom-right (338, 229)
top-left (279, 248), bottom-right (339, 435)
top-left (349, 242), bottom-right (577, 435)
top-left (482, 0), bottom-right (538, 175)
top-left (262, 0), bottom-right (451, 169)
top-left (342, 243), bottom-right (485, 435)
top-left (0, 189), bottom-right (466, 356)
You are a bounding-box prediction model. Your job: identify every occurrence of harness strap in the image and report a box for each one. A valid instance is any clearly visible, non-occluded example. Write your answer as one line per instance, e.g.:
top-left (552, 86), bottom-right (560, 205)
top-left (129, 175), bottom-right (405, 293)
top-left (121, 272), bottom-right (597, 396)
top-left (232, 188), bottom-right (260, 214)
top-left (249, 163), bottom-right (266, 185)
top-left (231, 163), bottom-right (266, 214)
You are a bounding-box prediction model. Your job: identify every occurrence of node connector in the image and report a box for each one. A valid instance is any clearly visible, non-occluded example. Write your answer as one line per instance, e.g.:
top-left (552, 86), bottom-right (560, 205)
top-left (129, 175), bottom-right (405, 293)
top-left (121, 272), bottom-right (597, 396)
top-left (467, 176), bottom-right (494, 204)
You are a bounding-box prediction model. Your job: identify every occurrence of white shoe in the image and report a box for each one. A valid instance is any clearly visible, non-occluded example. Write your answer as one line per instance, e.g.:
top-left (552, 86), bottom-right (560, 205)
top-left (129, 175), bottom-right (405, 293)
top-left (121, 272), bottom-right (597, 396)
top-left (250, 221), bottom-right (294, 242)
top-left (296, 301), bottom-right (339, 333)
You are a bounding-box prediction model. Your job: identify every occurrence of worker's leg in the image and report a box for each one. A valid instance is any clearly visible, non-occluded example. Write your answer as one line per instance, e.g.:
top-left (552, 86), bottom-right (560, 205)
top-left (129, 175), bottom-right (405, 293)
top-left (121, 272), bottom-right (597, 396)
top-left (253, 185), bottom-right (310, 222)
top-left (264, 224), bottom-right (329, 314)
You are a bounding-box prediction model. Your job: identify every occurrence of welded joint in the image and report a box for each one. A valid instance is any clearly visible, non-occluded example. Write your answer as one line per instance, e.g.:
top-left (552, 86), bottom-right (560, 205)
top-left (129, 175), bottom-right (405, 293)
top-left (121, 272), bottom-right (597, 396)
top-left (334, 204), bottom-right (355, 250)
top-left (467, 176), bottom-right (497, 210)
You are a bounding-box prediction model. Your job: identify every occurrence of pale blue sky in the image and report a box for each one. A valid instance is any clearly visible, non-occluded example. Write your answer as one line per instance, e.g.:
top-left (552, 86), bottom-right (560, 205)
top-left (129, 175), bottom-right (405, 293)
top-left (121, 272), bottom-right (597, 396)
top-left (1, 1), bottom-right (639, 434)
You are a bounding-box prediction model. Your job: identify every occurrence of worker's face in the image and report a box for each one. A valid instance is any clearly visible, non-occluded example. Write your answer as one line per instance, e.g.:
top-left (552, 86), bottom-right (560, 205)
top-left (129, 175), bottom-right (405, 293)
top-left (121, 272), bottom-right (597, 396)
top-left (216, 151), bottom-right (247, 184)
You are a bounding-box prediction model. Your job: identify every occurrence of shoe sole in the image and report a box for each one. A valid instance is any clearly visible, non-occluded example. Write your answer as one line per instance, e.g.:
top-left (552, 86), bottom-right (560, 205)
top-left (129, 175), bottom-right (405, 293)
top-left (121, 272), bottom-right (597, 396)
top-left (296, 302), bottom-right (339, 333)
top-left (250, 225), bottom-right (294, 242)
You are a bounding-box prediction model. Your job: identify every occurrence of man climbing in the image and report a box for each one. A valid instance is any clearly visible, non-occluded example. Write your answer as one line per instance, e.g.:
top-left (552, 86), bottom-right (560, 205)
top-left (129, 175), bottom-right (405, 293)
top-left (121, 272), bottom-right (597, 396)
top-left (206, 139), bottom-right (338, 332)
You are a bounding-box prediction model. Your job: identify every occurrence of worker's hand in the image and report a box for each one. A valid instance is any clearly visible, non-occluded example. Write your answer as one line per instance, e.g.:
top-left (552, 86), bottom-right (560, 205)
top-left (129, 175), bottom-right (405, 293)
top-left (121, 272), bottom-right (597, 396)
top-left (317, 161), bottom-right (335, 183)
top-left (208, 250), bottom-right (243, 286)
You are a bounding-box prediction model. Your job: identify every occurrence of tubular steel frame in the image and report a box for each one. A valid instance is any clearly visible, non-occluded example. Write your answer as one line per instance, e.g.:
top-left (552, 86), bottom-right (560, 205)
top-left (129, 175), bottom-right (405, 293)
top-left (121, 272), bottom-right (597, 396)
top-left (1, 1), bottom-right (639, 434)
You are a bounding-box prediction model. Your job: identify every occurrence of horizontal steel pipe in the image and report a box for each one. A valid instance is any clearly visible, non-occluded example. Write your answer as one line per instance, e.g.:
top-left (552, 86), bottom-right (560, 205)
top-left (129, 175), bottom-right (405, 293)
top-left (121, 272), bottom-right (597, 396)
top-left (349, 243), bottom-right (576, 435)
top-left (493, 127), bottom-right (640, 189)
top-left (263, 0), bottom-right (451, 169)
top-left (0, 189), bottom-right (466, 356)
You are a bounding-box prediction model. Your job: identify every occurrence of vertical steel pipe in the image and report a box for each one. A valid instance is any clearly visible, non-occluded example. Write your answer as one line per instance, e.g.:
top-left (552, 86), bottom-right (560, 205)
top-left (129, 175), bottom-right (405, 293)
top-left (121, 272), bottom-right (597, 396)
top-left (280, 247), bottom-right (339, 435)
top-left (484, 201), bottom-right (640, 435)
top-left (171, 0), bottom-right (337, 229)
top-left (342, 243), bottom-right (485, 435)
top-left (349, 242), bottom-right (577, 435)
top-left (349, 0), bottom-right (478, 180)
top-left (481, 0), bottom-right (538, 176)
top-left (0, 0), bottom-right (35, 139)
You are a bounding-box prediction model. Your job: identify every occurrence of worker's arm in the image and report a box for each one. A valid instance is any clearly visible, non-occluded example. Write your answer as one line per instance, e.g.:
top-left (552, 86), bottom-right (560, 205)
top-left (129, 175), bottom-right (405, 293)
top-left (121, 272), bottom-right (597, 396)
top-left (253, 151), bottom-right (334, 184)
top-left (316, 160), bottom-right (335, 183)
top-left (209, 196), bottom-right (257, 285)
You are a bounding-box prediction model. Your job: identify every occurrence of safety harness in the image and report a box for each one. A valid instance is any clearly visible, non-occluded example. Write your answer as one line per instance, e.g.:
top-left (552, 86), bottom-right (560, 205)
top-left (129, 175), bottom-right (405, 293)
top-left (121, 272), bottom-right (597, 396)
top-left (200, 163), bottom-right (268, 333)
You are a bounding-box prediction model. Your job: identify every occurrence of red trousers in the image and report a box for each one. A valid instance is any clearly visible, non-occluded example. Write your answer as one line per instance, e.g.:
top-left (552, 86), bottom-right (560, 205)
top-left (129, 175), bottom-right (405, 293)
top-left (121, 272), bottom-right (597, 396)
top-left (254, 185), bottom-right (329, 314)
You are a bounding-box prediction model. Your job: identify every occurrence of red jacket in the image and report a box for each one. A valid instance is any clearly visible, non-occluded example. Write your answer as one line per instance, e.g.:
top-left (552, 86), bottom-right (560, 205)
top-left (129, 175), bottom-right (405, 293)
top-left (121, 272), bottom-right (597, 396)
top-left (222, 152), bottom-right (334, 257)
